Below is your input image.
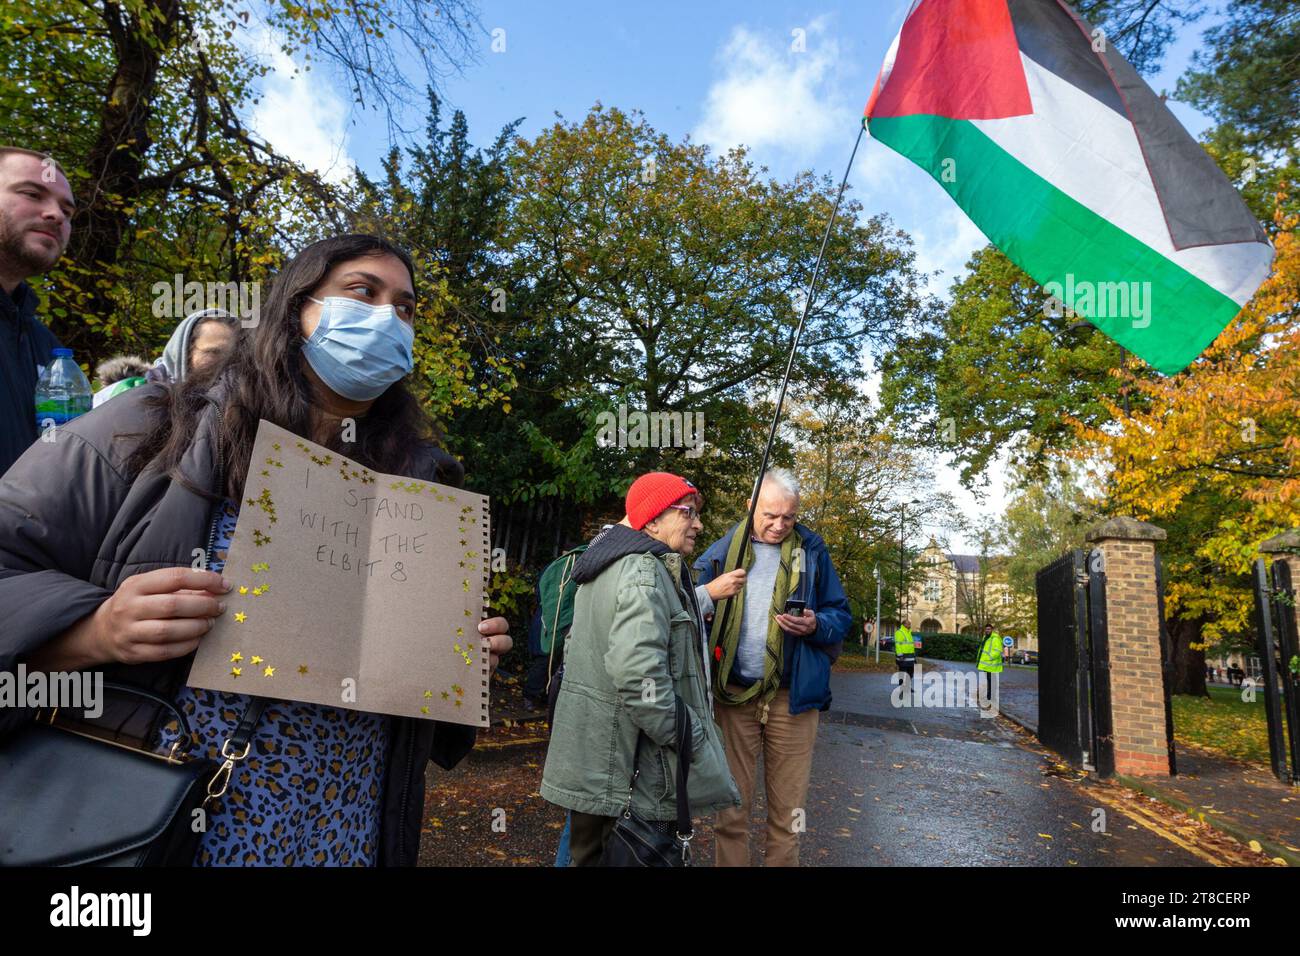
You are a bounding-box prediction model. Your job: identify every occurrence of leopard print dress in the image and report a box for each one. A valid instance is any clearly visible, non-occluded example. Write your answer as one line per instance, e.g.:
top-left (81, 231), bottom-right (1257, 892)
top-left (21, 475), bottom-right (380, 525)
top-left (154, 500), bottom-right (389, 866)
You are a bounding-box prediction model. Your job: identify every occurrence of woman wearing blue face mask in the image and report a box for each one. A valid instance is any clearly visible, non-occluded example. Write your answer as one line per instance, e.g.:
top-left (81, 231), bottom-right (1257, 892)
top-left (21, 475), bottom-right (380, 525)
top-left (0, 234), bottom-right (512, 866)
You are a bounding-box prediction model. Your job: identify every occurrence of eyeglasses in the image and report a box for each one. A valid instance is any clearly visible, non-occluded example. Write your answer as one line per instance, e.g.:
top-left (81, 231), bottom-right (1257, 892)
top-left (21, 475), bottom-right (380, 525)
top-left (665, 504), bottom-right (700, 521)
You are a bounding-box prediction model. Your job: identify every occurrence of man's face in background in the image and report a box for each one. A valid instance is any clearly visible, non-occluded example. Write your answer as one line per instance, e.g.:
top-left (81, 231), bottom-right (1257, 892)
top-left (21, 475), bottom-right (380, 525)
top-left (0, 152), bottom-right (74, 282)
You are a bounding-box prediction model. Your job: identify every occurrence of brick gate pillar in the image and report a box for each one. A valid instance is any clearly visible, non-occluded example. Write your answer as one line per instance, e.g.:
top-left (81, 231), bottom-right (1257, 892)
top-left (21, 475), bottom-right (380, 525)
top-left (1260, 530), bottom-right (1300, 621)
top-left (1085, 516), bottom-right (1170, 777)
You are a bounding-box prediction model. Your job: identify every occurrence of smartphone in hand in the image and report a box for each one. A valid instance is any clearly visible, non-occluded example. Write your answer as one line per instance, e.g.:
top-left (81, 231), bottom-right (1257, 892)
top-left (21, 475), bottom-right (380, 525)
top-left (783, 599), bottom-right (806, 617)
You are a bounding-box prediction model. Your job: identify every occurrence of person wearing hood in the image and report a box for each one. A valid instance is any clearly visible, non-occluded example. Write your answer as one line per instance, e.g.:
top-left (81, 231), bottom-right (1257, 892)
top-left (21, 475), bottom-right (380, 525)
top-left (540, 471), bottom-right (742, 865)
top-left (146, 308), bottom-right (239, 384)
top-left (91, 354), bottom-right (151, 408)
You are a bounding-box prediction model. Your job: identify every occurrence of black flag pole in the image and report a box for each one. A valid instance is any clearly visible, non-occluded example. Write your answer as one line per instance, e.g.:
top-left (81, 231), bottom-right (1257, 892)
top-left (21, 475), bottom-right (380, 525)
top-left (735, 121), bottom-right (867, 571)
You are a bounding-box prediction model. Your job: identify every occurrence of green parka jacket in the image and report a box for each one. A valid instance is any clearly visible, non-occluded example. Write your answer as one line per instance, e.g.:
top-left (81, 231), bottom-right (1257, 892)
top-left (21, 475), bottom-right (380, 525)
top-left (540, 524), bottom-right (741, 820)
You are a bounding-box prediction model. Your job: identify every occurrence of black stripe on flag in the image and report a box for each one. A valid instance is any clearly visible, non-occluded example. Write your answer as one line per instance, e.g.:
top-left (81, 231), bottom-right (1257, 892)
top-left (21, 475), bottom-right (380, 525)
top-left (1008, 0), bottom-right (1126, 116)
top-left (1010, 0), bottom-right (1267, 251)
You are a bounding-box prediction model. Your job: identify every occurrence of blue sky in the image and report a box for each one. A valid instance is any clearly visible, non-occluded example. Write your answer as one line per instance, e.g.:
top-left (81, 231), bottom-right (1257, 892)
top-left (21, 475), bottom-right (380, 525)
top-left (244, 1), bottom-right (1222, 549)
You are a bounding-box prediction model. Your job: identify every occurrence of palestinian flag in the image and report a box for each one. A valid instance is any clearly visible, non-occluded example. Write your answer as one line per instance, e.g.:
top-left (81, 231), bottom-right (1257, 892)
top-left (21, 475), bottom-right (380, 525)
top-left (866, 0), bottom-right (1274, 375)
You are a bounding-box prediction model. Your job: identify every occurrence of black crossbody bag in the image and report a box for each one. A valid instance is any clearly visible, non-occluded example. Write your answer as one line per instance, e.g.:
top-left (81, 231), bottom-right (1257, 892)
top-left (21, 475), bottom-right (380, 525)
top-left (0, 684), bottom-right (266, 866)
top-left (600, 696), bottom-right (694, 867)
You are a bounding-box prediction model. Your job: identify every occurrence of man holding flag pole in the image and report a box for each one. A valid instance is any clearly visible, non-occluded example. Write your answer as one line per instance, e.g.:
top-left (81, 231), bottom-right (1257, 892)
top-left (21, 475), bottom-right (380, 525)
top-left (692, 0), bottom-right (1272, 869)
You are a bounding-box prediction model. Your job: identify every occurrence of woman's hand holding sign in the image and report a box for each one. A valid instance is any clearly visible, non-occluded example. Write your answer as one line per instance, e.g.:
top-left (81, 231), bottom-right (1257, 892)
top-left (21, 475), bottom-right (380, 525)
top-left (479, 616), bottom-right (512, 675)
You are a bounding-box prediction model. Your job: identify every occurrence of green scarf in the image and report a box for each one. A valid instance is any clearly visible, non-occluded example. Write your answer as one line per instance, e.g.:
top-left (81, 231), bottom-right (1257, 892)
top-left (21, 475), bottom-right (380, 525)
top-left (711, 523), bottom-right (802, 711)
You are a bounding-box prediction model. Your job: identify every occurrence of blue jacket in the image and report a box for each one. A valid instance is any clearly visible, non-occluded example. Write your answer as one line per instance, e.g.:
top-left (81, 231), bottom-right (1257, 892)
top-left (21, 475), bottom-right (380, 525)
top-left (694, 522), bottom-right (851, 715)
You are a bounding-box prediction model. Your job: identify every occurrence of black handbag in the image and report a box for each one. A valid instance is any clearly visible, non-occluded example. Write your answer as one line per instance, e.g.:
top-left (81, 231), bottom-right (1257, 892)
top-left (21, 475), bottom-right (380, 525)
top-left (600, 696), bottom-right (694, 867)
top-left (0, 682), bottom-right (266, 866)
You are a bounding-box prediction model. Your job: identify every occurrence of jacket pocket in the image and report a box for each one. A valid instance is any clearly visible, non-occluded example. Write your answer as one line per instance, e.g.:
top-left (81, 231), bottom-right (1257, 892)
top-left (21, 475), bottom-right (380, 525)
top-left (667, 610), bottom-right (693, 680)
top-left (544, 680), bottom-right (622, 808)
top-left (630, 738), bottom-right (673, 810)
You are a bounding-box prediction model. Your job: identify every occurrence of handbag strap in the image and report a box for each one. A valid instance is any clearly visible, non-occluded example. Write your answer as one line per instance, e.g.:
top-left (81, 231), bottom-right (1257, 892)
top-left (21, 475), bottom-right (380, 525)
top-left (622, 697), bottom-right (695, 859)
top-left (203, 695), bottom-right (269, 808)
top-left (98, 680), bottom-right (197, 744)
top-left (673, 697), bottom-right (693, 847)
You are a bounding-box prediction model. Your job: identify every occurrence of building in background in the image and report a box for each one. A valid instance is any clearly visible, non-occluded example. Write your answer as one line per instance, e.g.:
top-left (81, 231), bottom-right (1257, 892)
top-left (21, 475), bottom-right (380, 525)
top-left (905, 539), bottom-right (1038, 657)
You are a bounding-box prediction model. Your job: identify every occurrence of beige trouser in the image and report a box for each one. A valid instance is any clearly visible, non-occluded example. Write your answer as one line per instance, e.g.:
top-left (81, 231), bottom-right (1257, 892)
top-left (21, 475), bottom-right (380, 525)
top-left (713, 686), bottom-right (820, 867)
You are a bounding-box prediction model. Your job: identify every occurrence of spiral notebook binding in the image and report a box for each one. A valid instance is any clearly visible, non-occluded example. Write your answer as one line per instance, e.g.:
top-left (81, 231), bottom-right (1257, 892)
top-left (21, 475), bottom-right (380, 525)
top-left (478, 494), bottom-right (491, 727)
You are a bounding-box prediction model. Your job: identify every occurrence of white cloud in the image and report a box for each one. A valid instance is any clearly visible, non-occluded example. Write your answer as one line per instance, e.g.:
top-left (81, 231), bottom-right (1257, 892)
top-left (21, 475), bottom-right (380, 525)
top-left (908, 203), bottom-right (987, 299)
top-left (693, 16), bottom-right (855, 162)
top-left (239, 24), bottom-right (355, 184)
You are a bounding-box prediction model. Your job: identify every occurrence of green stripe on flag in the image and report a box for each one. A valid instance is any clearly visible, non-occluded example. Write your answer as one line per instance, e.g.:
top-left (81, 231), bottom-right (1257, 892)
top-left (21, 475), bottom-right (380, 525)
top-left (870, 114), bottom-right (1243, 374)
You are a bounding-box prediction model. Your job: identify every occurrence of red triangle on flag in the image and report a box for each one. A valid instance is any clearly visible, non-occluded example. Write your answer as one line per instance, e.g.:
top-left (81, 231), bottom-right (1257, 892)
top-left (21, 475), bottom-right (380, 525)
top-left (866, 0), bottom-right (1033, 121)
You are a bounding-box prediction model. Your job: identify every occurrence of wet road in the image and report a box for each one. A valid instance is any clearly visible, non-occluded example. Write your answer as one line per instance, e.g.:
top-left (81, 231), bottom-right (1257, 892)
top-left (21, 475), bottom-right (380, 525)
top-left (785, 665), bottom-right (1210, 866)
top-left (420, 660), bottom-right (1219, 866)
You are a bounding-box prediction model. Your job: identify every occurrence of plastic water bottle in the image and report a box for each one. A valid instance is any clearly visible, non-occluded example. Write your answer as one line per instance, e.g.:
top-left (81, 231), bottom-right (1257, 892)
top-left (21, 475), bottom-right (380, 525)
top-left (34, 348), bottom-right (93, 430)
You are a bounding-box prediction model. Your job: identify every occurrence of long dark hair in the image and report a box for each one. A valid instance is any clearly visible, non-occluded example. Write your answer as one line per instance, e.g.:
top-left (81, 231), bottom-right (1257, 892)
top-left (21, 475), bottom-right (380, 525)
top-left (128, 235), bottom-right (437, 498)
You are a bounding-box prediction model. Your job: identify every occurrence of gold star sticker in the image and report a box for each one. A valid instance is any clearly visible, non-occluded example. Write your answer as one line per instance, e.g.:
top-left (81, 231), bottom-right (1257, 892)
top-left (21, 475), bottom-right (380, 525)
top-left (230, 652), bottom-right (243, 663)
top-left (239, 586), bottom-right (248, 595)
top-left (230, 667), bottom-right (242, 678)
top-left (234, 612), bottom-right (247, 624)
top-left (251, 655), bottom-right (263, 665)
top-left (420, 706), bottom-right (429, 715)
top-left (424, 690), bottom-right (433, 698)
top-left (263, 666), bottom-right (275, 677)
top-left (455, 699), bottom-right (462, 707)
top-left (298, 665), bottom-right (309, 675)
top-left (441, 691), bottom-right (449, 700)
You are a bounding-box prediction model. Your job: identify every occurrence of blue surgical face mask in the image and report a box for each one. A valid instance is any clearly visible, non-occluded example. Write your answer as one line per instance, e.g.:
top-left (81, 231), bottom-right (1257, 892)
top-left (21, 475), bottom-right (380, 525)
top-left (301, 295), bottom-right (415, 401)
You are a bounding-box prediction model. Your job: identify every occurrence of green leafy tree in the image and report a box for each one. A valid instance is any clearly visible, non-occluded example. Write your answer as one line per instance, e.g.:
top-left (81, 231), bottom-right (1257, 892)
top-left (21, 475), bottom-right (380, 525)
top-left (0, 0), bottom-right (481, 365)
top-left (498, 104), bottom-right (930, 535)
top-left (880, 246), bottom-right (1132, 487)
top-left (998, 463), bottom-right (1103, 637)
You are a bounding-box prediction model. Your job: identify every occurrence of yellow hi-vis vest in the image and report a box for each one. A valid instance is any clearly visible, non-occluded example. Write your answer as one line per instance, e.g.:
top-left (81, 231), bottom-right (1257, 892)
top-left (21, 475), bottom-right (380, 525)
top-left (978, 633), bottom-right (1004, 673)
top-left (894, 626), bottom-right (915, 655)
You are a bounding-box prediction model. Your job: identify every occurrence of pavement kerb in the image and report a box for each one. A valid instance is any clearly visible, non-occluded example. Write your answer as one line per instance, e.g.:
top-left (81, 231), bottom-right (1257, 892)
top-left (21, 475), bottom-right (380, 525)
top-left (997, 707), bottom-right (1037, 737)
top-left (996, 703), bottom-right (1298, 867)
top-left (1114, 772), bottom-right (1299, 867)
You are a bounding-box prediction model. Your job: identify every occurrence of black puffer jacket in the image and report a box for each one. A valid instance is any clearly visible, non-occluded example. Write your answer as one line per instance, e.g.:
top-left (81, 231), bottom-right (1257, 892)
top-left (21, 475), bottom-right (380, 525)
top-left (0, 281), bottom-right (62, 476)
top-left (0, 379), bottom-right (476, 866)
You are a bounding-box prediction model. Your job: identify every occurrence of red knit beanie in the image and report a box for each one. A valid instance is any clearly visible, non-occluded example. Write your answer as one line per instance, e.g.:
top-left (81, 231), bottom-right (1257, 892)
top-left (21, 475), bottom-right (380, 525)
top-left (625, 472), bottom-right (700, 531)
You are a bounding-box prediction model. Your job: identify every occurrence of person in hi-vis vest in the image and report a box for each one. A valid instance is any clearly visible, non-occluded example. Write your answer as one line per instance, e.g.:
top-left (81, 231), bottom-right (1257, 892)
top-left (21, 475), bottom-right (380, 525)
top-left (893, 617), bottom-right (915, 678)
top-left (976, 623), bottom-right (1003, 701)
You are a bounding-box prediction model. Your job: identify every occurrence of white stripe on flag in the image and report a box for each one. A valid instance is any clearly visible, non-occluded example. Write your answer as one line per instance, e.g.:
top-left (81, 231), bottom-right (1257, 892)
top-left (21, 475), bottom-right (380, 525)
top-left (973, 53), bottom-right (1272, 305)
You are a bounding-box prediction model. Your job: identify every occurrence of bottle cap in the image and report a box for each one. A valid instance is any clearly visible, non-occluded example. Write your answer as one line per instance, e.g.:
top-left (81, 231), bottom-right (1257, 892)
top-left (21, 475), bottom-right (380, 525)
top-left (53, 347), bottom-right (73, 358)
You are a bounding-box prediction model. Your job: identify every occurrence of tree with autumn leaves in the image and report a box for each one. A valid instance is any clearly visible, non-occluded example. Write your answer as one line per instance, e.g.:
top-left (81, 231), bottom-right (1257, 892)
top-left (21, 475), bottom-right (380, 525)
top-left (1073, 206), bottom-right (1300, 687)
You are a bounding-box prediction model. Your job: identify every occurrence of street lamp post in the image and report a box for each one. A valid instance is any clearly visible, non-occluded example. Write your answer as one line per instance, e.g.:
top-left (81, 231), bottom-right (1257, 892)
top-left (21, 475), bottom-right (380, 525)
top-left (873, 565), bottom-right (882, 664)
top-left (898, 498), bottom-right (921, 626)
top-left (898, 504), bottom-right (906, 623)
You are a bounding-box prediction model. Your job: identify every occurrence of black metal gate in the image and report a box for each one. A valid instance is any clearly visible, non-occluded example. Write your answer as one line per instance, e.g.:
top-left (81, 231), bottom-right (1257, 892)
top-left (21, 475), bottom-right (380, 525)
top-left (1036, 549), bottom-right (1114, 774)
top-left (1251, 558), bottom-right (1300, 784)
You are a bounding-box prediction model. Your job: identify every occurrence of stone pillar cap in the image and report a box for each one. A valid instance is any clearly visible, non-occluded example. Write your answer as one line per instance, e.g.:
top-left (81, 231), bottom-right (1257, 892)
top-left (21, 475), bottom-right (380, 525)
top-left (1085, 515), bottom-right (1167, 542)
top-left (1259, 530), bottom-right (1300, 553)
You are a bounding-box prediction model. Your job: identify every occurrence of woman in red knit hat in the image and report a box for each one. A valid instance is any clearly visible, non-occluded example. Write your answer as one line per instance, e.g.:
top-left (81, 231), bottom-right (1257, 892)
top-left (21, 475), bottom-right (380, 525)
top-left (540, 472), bottom-right (744, 865)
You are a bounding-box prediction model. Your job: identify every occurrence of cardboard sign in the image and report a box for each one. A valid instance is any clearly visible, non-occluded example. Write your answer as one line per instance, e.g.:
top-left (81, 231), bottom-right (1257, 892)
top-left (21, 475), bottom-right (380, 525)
top-left (187, 420), bottom-right (491, 727)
